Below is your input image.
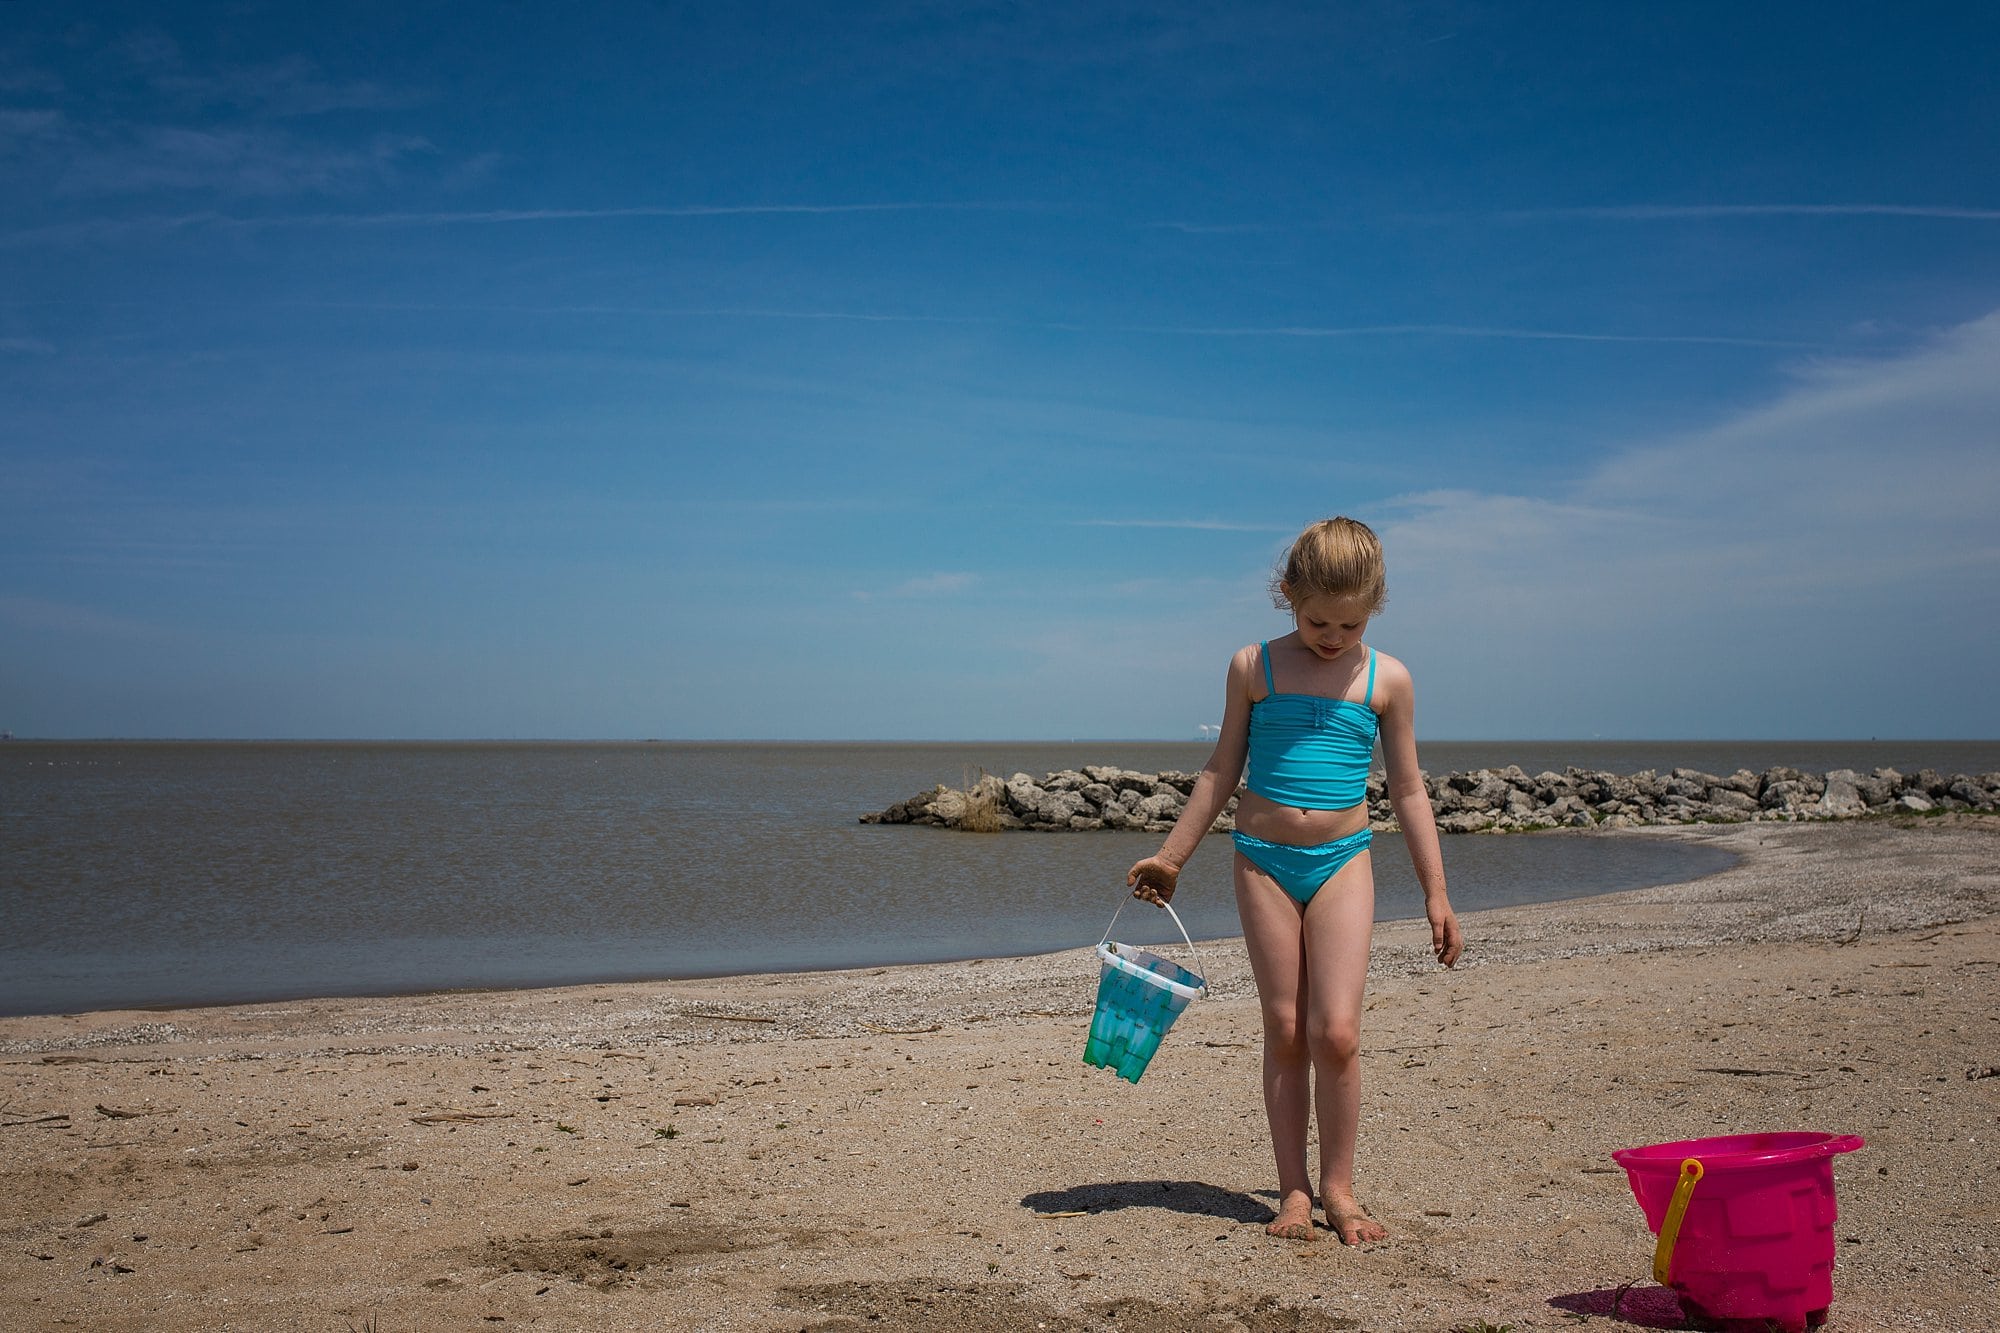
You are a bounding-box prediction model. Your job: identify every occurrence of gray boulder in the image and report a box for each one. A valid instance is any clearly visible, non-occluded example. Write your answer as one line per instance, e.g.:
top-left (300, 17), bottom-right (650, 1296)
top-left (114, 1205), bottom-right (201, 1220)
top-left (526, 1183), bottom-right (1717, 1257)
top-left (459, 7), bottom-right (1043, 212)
top-left (1708, 788), bottom-right (1761, 816)
top-left (1038, 790), bottom-right (1091, 824)
top-left (1816, 774), bottom-right (1868, 818)
top-left (1004, 774), bottom-right (1046, 817)
top-left (1079, 782), bottom-right (1119, 810)
top-left (1949, 779), bottom-right (1994, 810)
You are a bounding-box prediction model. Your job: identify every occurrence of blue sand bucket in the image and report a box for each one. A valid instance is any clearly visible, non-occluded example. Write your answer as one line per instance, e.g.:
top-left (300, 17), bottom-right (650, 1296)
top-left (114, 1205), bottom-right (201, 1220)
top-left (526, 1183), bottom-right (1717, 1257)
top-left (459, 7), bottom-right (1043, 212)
top-left (1083, 897), bottom-right (1207, 1083)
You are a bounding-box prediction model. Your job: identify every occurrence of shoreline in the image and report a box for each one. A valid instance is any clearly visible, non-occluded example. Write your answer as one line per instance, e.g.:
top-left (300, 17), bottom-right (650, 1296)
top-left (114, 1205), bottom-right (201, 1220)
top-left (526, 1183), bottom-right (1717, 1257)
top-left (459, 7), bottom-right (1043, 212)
top-left (1, 822), bottom-right (1748, 1022)
top-left (0, 817), bottom-right (1982, 1048)
top-left (4, 817), bottom-right (1996, 1331)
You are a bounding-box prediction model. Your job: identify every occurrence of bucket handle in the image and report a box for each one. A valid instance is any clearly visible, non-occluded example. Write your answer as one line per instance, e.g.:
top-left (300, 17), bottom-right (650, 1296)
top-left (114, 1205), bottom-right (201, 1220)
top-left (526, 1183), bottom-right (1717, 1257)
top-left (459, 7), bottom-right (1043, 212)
top-left (1101, 894), bottom-right (1208, 996)
top-left (1652, 1157), bottom-right (1704, 1288)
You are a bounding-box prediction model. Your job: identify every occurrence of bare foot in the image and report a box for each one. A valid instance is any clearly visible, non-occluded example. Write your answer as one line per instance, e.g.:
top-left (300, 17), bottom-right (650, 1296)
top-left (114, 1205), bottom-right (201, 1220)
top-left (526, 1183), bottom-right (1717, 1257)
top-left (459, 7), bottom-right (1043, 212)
top-left (1264, 1190), bottom-right (1316, 1241)
top-left (1322, 1194), bottom-right (1386, 1246)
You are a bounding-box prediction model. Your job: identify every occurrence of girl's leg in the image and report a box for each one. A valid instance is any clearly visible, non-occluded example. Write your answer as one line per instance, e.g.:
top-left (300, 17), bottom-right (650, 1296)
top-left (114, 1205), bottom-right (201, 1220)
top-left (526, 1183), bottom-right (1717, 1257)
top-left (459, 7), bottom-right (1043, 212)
top-left (1300, 850), bottom-right (1384, 1244)
top-left (1233, 852), bottom-right (1313, 1239)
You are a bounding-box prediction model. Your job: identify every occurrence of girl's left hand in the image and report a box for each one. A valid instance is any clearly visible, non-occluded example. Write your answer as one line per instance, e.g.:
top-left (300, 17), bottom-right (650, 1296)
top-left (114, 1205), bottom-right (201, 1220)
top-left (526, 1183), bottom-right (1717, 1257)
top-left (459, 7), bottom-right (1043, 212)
top-left (1429, 903), bottom-right (1463, 968)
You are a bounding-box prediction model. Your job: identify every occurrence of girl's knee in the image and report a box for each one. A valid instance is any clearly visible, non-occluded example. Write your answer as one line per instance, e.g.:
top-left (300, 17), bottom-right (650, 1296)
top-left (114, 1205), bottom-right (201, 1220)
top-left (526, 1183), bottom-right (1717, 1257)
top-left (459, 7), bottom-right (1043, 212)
top-left (1262, 1007), bottom-right (1309, 1062)
top-left (1308, 1019), bottom-right (1361, 1067)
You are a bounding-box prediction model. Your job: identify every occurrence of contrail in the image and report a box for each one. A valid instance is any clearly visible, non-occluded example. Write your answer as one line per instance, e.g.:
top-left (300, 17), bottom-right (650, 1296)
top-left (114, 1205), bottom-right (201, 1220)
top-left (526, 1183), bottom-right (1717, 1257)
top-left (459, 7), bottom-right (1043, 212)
top-left (1500, 203), bottom-right (2000, 222)
top-left (228, 201), bottom-right (1042, 227)
top-left (0, 200), bottom-right (1051, 246)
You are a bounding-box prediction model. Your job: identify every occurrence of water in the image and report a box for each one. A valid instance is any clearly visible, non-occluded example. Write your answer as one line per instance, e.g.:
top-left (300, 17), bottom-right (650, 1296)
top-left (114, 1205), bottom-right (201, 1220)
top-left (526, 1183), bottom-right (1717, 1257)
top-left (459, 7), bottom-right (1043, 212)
top-left (3, 739), bottom-right (1991, 1016)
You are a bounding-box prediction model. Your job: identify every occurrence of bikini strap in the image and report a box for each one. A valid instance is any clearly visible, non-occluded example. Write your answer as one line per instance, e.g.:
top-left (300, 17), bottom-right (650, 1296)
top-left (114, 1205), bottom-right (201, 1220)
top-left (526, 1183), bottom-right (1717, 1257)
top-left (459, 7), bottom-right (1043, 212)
top-left (1259, 641), bottom-right (1275, 694)
top-left (1362, 646), bottom-right (1377, 707)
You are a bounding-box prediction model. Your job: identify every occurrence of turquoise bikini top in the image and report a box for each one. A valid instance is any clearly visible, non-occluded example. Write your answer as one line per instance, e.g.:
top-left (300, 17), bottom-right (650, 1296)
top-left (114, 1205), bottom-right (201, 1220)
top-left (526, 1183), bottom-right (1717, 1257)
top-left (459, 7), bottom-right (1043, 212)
top-left (1245, 641), bottom-right (1379, 810)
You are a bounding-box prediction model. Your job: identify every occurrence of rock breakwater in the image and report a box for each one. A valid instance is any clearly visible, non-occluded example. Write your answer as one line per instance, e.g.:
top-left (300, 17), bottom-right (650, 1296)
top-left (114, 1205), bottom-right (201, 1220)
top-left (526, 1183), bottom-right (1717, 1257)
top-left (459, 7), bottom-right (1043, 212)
top-left (861, 764), bottom-right (2000, 834)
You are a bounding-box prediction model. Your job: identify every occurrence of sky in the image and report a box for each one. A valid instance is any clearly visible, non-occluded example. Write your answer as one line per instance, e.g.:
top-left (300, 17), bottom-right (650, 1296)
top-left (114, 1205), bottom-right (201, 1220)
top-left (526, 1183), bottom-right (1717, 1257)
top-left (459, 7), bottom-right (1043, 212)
top-left (3, 1), bottom-right (1997, 741)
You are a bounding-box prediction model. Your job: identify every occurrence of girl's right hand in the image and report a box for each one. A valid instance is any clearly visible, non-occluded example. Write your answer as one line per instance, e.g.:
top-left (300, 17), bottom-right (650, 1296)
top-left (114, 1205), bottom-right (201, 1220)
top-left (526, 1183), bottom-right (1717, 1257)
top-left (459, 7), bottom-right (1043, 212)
top-left (1126, 855), bottom-right (1181, 906)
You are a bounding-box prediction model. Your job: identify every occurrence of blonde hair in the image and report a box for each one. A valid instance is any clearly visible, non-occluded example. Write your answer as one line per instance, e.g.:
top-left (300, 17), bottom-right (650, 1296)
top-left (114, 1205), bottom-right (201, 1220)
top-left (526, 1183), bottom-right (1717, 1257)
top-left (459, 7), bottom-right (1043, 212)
top-left (1269, 516), bottom-right (1386, 613)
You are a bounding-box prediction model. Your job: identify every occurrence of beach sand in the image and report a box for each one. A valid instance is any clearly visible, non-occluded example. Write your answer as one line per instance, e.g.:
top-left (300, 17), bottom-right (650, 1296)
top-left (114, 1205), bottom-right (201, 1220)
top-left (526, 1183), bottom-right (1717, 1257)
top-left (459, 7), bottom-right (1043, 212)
top-left (3, 817), bottom-right (1995, 1332)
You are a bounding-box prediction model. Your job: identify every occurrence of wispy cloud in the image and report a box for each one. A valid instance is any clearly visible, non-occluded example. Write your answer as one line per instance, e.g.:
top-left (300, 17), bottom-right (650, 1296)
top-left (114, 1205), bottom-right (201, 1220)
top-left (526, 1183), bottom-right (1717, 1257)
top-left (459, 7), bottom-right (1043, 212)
top-left (0, 104), bottom-right (438, 201)
top-left (531, 304), bottom-right (996, 326)
top-left (0, 36), bottom-right (437, 201)
top-left (0, 67), bottom-right (65, 96)
top-left (854, 572), bottom-right (980, 602)
top-left (51, 127), bottom-right (437, 197)
top-left (286, 201), bottom-right (1041, 226)
top-left (0, 293), bottom-right (1011, 329)
top-left (113, 199), bottom-right (1035, 227)
top-left (1141, 220), bottom-right (1302, 235)
top-left (0, 594), bottom-right (167, 641)
top-left (1090, 322), bottom-right (1817, 349)
top-left (1077, 518), bottom-right (1291, 532)
top-left (0, 285), bottom-right (1817, 355)
top-left (1369, 308), bottom-right (2000, 734)
top-left (437, 150), bottom-right (504, 193)
top-left (0, 336), bottom-right (56, 355)
top-left (1143, 203), bottom-right (2000, 235)
top-left (0, 107), bottom-right (64, 138)
top-left (88, 28), bottom-right (422, 117)
top-left (145, 55), bottom-right (424, 118)
top-left (1390, 310), bottom-right (2000, 591)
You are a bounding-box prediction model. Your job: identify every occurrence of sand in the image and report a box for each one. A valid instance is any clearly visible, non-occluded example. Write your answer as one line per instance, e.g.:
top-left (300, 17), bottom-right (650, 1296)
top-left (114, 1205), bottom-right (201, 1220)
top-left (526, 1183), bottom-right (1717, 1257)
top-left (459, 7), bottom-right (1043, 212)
top-left (3, 816), bottom-right (1996, 1332)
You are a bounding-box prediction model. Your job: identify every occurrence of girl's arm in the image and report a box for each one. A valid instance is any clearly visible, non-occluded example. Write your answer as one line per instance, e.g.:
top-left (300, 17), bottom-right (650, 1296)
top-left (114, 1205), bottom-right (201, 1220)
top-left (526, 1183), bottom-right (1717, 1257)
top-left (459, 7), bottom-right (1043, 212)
top-left (1127, 645), bottom-right (1258, 905)
top-left (1374, 653), bottom-right (1464, 967)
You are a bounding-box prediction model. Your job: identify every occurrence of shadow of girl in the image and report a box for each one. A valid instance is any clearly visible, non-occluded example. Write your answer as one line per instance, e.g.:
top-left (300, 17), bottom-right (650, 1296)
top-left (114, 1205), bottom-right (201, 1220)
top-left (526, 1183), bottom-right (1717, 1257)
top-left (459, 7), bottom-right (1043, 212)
top-left (1021, 1180), bottom-right (1273, 1224)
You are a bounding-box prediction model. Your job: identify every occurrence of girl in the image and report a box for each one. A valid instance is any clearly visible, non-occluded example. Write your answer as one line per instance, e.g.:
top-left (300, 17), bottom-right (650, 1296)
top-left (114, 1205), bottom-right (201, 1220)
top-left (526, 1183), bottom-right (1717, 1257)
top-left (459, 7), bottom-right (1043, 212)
top-left (1127, 516), bottom-right (1463, 1245)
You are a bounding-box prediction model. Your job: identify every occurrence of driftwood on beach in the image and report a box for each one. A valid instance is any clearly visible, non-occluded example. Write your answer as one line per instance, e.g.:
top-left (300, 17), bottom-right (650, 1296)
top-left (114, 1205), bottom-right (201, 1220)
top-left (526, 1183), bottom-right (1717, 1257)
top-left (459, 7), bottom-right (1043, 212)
top-left (861, 763), bottom-right (2000, 834)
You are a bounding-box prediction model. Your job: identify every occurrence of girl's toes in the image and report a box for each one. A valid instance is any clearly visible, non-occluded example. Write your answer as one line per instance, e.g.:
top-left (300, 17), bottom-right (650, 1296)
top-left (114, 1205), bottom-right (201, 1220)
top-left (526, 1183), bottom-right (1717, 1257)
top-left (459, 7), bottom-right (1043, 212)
top-left (1325, 1203), bottom-right (1385, 1246)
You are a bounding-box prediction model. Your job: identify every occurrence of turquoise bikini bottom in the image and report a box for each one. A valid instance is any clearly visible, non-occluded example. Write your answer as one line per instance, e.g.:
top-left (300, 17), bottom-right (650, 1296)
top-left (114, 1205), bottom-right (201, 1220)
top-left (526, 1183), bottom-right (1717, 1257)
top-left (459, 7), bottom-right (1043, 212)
top-left (1231, 828), bottom-right (1373, 905)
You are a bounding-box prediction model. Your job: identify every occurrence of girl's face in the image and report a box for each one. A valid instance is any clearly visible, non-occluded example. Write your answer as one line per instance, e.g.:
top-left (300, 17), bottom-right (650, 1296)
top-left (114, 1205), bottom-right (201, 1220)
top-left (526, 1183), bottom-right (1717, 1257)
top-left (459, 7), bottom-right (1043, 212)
top-left (1289, 591), bottom-right (1372, 661)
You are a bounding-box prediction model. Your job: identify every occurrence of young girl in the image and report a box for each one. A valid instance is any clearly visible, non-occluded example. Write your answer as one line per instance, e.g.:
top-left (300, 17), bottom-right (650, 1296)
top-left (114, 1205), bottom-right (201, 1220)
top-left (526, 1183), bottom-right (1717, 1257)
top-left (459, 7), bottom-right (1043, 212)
top-left (1127, 516), bottom-right (1463, 1246)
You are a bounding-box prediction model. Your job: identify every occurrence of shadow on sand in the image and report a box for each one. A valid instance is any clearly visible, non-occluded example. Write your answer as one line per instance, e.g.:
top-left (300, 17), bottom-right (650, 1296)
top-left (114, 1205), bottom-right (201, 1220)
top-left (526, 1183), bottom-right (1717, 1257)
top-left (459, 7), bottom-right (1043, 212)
top-left (1021, 1179), bottom-right (1273, 1224)
top-left (1548, 1284), bottom-right (1687, 1329)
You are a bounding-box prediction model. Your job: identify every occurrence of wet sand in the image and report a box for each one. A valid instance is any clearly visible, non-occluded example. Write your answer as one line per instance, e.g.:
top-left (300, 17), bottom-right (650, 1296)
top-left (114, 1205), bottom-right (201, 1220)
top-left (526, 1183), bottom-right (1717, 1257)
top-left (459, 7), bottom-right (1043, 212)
top-left (3, 817), bottom-right (1996, 1332)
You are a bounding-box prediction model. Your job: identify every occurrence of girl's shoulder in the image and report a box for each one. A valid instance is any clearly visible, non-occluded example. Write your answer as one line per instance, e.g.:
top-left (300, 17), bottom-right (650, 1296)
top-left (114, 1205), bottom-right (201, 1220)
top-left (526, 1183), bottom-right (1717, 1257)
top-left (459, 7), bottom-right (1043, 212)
top-left (1365, 645), bottom-right (1416, 699)
top-left (1234, 632), bottom-right (1298, 664)
top-left (1228, 640), bottom-right (1279, 695)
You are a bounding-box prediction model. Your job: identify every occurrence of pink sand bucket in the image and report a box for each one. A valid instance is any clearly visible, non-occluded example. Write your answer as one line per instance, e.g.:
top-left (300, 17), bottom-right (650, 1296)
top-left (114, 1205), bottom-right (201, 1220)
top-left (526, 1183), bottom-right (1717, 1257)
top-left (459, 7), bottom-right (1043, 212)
top-left (1612, 1132), bottom-right (1864, 1332)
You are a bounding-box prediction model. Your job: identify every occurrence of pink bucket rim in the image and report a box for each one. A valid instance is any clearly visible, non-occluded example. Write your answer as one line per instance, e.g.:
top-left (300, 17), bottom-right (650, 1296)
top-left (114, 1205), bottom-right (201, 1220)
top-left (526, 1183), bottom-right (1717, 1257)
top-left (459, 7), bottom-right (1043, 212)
top-left (1612, 1131), bottom-right (1864, 1172)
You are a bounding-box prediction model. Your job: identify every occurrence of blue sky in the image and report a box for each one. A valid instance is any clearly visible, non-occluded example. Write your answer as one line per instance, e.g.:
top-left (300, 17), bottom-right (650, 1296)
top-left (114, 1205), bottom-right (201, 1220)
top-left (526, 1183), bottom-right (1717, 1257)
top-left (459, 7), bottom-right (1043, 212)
top-left (3, 1), bottom-right (1997, 740)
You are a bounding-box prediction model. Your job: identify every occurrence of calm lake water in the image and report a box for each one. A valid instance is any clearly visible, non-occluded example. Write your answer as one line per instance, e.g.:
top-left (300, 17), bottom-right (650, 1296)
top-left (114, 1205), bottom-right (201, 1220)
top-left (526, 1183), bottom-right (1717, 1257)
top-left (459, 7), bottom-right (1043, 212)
top-left (4, 740), bottom-right (1993, 1016)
